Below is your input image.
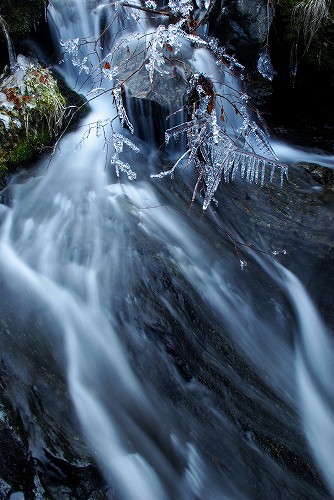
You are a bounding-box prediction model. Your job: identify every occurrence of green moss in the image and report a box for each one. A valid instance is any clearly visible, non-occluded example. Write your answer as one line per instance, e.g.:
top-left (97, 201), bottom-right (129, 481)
top-left (0, 58), bottom-right (88, 186)
top-left (0, 146), bottom-right (7, 173)
top-left (0, 58), bottom-right (68, 179)
top-left (8, 139), bottom-right (34, 165)
top-left (52, 70), bottom-right (90, 128)
top-left (23, 64), bottom-right (67, 135)
top-left (0, 125), bottom-right (54, 172)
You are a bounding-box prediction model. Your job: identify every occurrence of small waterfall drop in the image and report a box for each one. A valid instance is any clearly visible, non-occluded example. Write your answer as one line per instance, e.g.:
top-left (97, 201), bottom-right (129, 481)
top-left (0, 1), bottom-right (333, 498)
top-left (0, 15), bottom-right (17, 69)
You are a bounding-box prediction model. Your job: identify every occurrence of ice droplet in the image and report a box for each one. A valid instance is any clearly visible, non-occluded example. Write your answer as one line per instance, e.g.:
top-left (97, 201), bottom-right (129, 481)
top-left (272, 250), bottom-right (287, 256)
top-left (257, 48), bottom-right (274, 81)
top-left (240, 260), bottom-right (247, 271)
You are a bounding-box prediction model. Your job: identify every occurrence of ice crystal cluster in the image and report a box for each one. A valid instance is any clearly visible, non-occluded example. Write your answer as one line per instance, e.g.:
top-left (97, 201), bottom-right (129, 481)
top-left (145, 24), bottom-right (205, 83)
top-left (145, 0), bottom-right (157, 8)
top-left (60, 8), bottom-right (287, 209)
top-left (60, 38), bottom-right (90, 75)
top-left (168, 0), bottom-right (194, 17)
top-left (110, 132), bottom-right (139, 180)
top-left (152, 73), bottom-right (287, 210)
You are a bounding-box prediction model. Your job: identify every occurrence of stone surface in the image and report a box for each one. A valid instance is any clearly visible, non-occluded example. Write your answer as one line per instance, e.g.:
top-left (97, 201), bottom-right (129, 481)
top-left (115, 45), bottom-right (192, 144)
top-left (209, 0), bottom-right (274, 56)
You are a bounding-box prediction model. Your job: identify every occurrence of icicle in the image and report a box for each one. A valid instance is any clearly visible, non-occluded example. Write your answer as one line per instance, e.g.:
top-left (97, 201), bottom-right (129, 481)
top-left (250, 156), bottom-right (257, 183)
top-left (246, 156), bottom-right (253, 182)
top-left (253, 126), bottom-right (279, 161)
top-left (280, 165), bottom-right (288, 188)
top-left (260, 160), bottom-right (266, 187)
top-left (112, 87), bottom-right (134, 134)
top-left (270, 163), bottom-right (275, 183)
top-left (231, 153), bottom-right (240, 181)
top-left (224, 152), bottom-right (235, 183)
top-left (240, 154), bottom-right (247, 178)
top-left (203, 157), bottom-right (226, 211)
top-left (280, 167), bottom-right (284, 188)
top-left (254, 158), bottom-right (260, 184)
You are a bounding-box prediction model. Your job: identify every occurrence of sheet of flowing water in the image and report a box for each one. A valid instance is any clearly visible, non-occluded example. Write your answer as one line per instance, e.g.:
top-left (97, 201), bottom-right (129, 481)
top-left (0, 1), bottom-right (333, 498)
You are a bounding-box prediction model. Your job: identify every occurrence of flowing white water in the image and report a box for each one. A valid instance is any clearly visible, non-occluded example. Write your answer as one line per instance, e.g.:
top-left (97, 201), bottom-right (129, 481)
top-left (286, 269), bottom-right (334, 495)
top-left (0, 1), bottom-right (333, 498)
top-left (0, 15), bottom-right (17, 70)
top-left (272, 141), bottom-right (334, 170)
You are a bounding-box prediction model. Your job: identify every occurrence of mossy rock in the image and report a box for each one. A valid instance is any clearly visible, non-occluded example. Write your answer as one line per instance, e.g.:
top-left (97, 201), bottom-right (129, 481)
top-left (0, 55), bottom-right (88, 183)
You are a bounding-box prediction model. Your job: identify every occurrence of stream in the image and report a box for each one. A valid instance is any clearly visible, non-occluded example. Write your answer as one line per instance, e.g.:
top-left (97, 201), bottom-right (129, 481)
top-left (0, 1), bottom-right (333, 498)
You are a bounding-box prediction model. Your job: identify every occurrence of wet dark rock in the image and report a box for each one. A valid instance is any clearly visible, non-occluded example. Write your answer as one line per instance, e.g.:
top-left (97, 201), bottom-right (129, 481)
top-left (0, 295), bottom-right (108, 498)
top-left (0, 185), bottom-right (12, 208)
top-left (0, 396), bottom-right (108, 498)
top-left (0, 409), bottom-right (28, 492)
top-left (209, 0), bottom-right (274, 62)
top-left (261, 2), bottom-right (334, 151)
top-left (207, 162), bottom-right (334, 330)
top-left (101, 166), bottom-right (333, 498)
top-left (298, 163), bottom-right (334, 189)
top-left (0, 478), bottom-right (11, 499)
top-left (246, 71), bottom-right (273, 108)
top-left (118, 53), bottom-right (191, 145)
top-left (124, 63), bottom-right (189, 111)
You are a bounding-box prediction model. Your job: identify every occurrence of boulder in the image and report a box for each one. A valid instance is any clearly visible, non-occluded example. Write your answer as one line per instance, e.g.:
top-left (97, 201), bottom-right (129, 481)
top-left (114, 40), bottom-right (192, 144)
top-left (0, 55), bottom-right (87, 186)
top-left (209, 0), bottom-right (274, 59)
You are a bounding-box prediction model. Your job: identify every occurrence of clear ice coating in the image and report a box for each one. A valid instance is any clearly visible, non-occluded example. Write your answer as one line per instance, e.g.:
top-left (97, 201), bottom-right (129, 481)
top-left (158, 99), bottom-right (288, 210)
top-left (240, 260), bottom-right (247, 271)
top-left (257, 48), bottom-right (274, 81)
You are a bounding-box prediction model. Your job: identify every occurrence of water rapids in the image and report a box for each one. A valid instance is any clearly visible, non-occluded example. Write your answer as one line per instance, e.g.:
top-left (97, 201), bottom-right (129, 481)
top-left (0, 1), bottom-right (333, 498)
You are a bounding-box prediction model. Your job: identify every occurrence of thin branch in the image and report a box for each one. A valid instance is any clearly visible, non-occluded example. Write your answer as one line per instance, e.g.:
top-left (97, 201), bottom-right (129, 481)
top-left (121, 2), bottom-right (170, 16)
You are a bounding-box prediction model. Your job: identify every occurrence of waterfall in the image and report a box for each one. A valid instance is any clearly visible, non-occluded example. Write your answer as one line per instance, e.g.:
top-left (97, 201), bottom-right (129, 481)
top-left (0, 1), bottom-right (333, 498)
top-left (0, 15), bottom-right (17, 70)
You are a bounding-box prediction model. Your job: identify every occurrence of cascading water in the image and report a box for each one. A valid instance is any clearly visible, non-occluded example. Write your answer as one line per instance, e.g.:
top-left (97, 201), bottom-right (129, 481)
top-left (0, 0), bottom-right (333, 498)
top-left (0, 17), bottom-right (17, 70)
